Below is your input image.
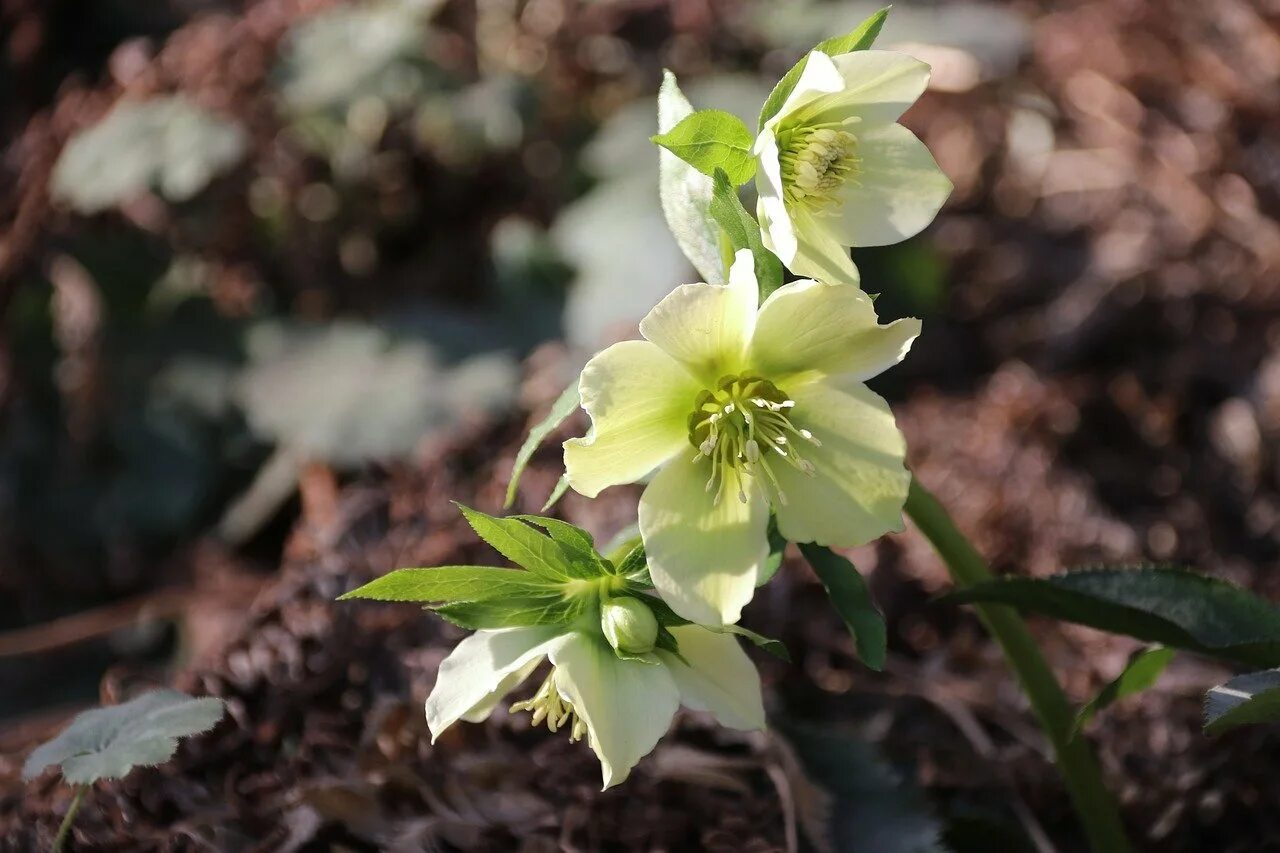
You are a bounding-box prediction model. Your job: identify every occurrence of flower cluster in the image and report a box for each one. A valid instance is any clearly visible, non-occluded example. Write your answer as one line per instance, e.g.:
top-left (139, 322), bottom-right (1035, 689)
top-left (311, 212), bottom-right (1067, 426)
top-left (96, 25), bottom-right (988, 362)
top-left (344, 9), bottom-right (950, 790)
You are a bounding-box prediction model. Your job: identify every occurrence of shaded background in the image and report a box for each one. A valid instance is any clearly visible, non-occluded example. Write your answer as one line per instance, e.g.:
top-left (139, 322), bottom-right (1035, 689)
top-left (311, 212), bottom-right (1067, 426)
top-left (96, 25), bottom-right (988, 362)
top-left (1, 0), bottom-right (1278, 849)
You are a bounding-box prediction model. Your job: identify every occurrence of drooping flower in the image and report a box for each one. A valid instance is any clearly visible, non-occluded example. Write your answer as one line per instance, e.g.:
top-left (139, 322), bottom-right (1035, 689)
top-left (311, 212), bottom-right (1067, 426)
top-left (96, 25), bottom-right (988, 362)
top-left (343, 506), bottom-right (768, 791)
top-left (563, 251), bottom-right (917, 626)
top-left (426, 618), bottom-right (765, 790)
top-left (754, 49), bottom-right (953, 284)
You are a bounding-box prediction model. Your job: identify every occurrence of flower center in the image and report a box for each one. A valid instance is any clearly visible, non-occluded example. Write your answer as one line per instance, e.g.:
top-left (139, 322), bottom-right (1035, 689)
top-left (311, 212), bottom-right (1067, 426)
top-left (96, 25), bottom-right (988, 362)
top-left (779, 125), bottom-right (861, 212)
top-left (510, 672), bottom-right (588, 742)
top-left (687, 374), bottom-right (819, 506)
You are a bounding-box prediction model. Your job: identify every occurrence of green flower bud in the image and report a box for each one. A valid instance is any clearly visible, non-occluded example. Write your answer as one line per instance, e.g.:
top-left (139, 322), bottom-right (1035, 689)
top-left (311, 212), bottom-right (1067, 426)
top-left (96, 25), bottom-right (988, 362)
top-left (600, 597), bottom-right (659, 655)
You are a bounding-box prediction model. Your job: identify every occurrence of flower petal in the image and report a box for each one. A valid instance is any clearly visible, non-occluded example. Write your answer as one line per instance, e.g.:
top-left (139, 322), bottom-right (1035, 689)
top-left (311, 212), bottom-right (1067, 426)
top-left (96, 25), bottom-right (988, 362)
top-left (460, 658), bottom-right (542, 724)
top-left (638, 252), bottom-right (758, 382)
top-left (550, 632), bottom-right (680, 789)
top-left (426, 627), bottom-right (565, 741)
top-left (563, 340), bottom-right (700, 498)
top-left (658, 626), bottom-right (765, 730)
top-left (797, 50), bottom-right (933, 128)
top-left (748, 278), bottom-right (920, 383)
top-left (638, 458), bottom-right (770, 626)
top-left (758, 196), bottom-right (861, 285)
top-left (766, 49), bottom-right (847, 132)
top-left (771, 378), bottom-right (910, 548)
top-left (829, 123), bottom-right (953, 247)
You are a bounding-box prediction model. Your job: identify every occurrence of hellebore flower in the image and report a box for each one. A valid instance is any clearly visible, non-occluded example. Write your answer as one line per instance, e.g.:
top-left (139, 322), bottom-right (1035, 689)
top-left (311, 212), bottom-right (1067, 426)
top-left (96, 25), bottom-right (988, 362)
top-left (564, 251), bottom-right (917, 625)
top-left (754, 49), bottom-right (953, 284)
top-left (426, 618), bottom-right (765, 789)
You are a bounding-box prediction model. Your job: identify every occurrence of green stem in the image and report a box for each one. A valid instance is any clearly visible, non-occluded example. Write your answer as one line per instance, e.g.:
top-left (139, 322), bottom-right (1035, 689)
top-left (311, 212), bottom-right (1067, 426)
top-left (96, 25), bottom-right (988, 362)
top-left (52, 785), bottom-right (86, 853)
top-left (904, 477), bottom-right (1131, 853)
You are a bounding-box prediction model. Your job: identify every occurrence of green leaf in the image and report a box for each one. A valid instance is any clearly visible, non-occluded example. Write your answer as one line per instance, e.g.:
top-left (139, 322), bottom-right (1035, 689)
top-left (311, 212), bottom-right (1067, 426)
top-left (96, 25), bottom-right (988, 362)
top-left (709, 168), bottom-right (785, 298)
top-left (614, 540), bottom-right (650, 586)
top-left (1071, 646), bottom-right (1174, 740)
top-left (652, 109), bottom-right (757, 186)
top-left (23, 690), bottom-right (226, 784)
top-left (717, 625), bottom-right (791, 663)
top-left (512, 515), bottom-right (607, 577)
top-left (433, 595), bottom-right (586, 630)
top-left (656, 70), bottom-right (724, 285)
top-left (757, 7), bottom-right (891, 131)
top-left (946, 566), bottom-right (1280, 668)
top-left (778, 720), bottom-right (944, 853)
top-left (800, 544), bottom-right (886, 670)
top-left (456, 503), bottom-right (582, 582)
top-left (1205, 669), bottom-right (1280, 735)
top-left (756, 519), bottom-right (788, 587)
top-left (504, 380), bottom-right (580, 508)
top-left (541, 473), bottom-right (571, 512)
top-left (338, 566), bottom-right (557, 602)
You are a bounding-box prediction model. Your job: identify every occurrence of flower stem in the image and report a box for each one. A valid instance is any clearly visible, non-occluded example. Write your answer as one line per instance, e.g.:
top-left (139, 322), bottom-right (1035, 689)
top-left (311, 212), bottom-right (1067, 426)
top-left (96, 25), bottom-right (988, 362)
top-left (904, 476), bottom-right (1131, 853)
top-left (52, 785), bottom-right (86, 853)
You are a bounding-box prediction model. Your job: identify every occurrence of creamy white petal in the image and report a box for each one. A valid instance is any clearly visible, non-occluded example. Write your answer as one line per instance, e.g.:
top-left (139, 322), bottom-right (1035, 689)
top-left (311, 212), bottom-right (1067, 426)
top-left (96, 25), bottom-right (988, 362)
top-left (658, 626), bottom-right (766, 730)
top-left (460, 658), bottom-right (542, 724)
top-left (771, 378), bottom-right (910, 548)
top-left (829, 123), bottom-right (953, 247)
top-left (426, 627), bottom-right (565, 741)
top-left (748, 278), bottom-right (920, 383)
top-left (781, 206), bottom-right (862, 284)
top-left (797, 50), bottom-right (933, 128)
top-left (638, 256), bottom-right (757, 383)
top-left (638, 458), bottom-right (771, 627)
top-left (765, 49), bottom-right (847, 133)
top-left (550, 632), bottom-right (680, 789)
top-left (563, 340), bottom-right (700, 498)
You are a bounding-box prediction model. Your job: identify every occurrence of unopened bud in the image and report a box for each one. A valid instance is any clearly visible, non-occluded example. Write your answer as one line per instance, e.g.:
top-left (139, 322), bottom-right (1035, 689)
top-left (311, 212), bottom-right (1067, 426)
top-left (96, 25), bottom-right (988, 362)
top-left (600, 597), bottom-right (659, 654)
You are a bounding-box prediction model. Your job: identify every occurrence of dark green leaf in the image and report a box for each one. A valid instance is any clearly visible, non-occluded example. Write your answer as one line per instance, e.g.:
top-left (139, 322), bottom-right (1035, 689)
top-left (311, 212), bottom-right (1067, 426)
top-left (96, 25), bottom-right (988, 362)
top-left (456, 503), bottom-right (578, 582)
top-left (1205, 669), bottom-right (1280, 735)
top-left (800, 543), bottom-right (886, 670)
top-left (504, 379), bottom-right (580, 508)
top-left (946, 566), bottom-right (1280, 668)
top-left (615, 540), bottom-right (650, 586)
top-left (651, 109), bottom-right (757, 185)
top-left (709, 168), bottom-right (785, 298)
top-left (718, 625), bottom-right (790, 662)
top-left (634, 591), bottom-right (691, 629)
top-left (338, 566), bottom-right (556, 602)
top-left (779, 721), bottom-right (944, 853)
top-left (1071, 646), bottom-right (1174, 739)
top-left (433, 594), bottom-right (586, 630)
top-left (756, 519), bottom-right (788, 587)
top-left (23, 690), bottom-right (226, 784)
top-left (757, 7), bottom-right (891, 131)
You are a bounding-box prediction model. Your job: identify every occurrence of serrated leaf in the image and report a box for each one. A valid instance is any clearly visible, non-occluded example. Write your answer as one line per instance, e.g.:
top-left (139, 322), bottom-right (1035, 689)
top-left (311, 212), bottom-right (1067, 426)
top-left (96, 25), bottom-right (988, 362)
top-left (615, 540), bottom-right (650, 586)
top-left (652, 109), bottom-right (757, 186)
top-left (757, 7), bottom-right (891, 131)
top-left (504, 380), bottom-right (580, 508)
top-left (23, 690), bottom-right (226, 784)
top-left (456, 503), bottom-right (582, 581)
top-left (338, 566), bottom-right (557, 602)
top-left (433, 594), bottom-right (586, 630)
top-left (1070, 646), bottom-right (1174, 740)
top-left (657, 71), bottom-right (724, 285)
top-left (709, 168), bottom-right (785, 299)
top-left (946, 566), bottom-right (1280, 668)
top-left (717, 625), bottom-right (790, 663)
top-left (512, 515), bottom-right (608, 577)
top-left (800, 544), bottom-right (886, 671)
top-left (1205, 669), bottom-right (1280, 735)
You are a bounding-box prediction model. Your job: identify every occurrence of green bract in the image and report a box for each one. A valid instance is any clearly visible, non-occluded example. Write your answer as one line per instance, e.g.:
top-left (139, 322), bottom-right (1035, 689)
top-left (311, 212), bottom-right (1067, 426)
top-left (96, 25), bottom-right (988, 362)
top-left (651, 109), bottom-right (757, 186)
top-left (563, 250), bottom-right (918, 626)
top-left (341, 506), bottom-right (771, 789)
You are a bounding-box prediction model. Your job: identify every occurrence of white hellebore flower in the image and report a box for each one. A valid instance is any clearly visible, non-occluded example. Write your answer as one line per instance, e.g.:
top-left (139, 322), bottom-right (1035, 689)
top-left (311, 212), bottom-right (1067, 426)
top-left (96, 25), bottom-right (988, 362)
top-left (755, 49), bottom-right (953, 285)
top-left (564, 251), bottom-right (917, 625)
top-left (425, 620), bottom-right (765, 789)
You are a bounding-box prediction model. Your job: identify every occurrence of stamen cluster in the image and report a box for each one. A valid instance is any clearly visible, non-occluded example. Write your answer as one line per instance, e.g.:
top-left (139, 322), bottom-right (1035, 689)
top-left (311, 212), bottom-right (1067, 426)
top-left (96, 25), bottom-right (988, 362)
top-left (779, 125), bottom-right (861, 211)
top-left (510, 674), bottom-right (587, 742)
top-left (688, 375), bottom-right (819, 506)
